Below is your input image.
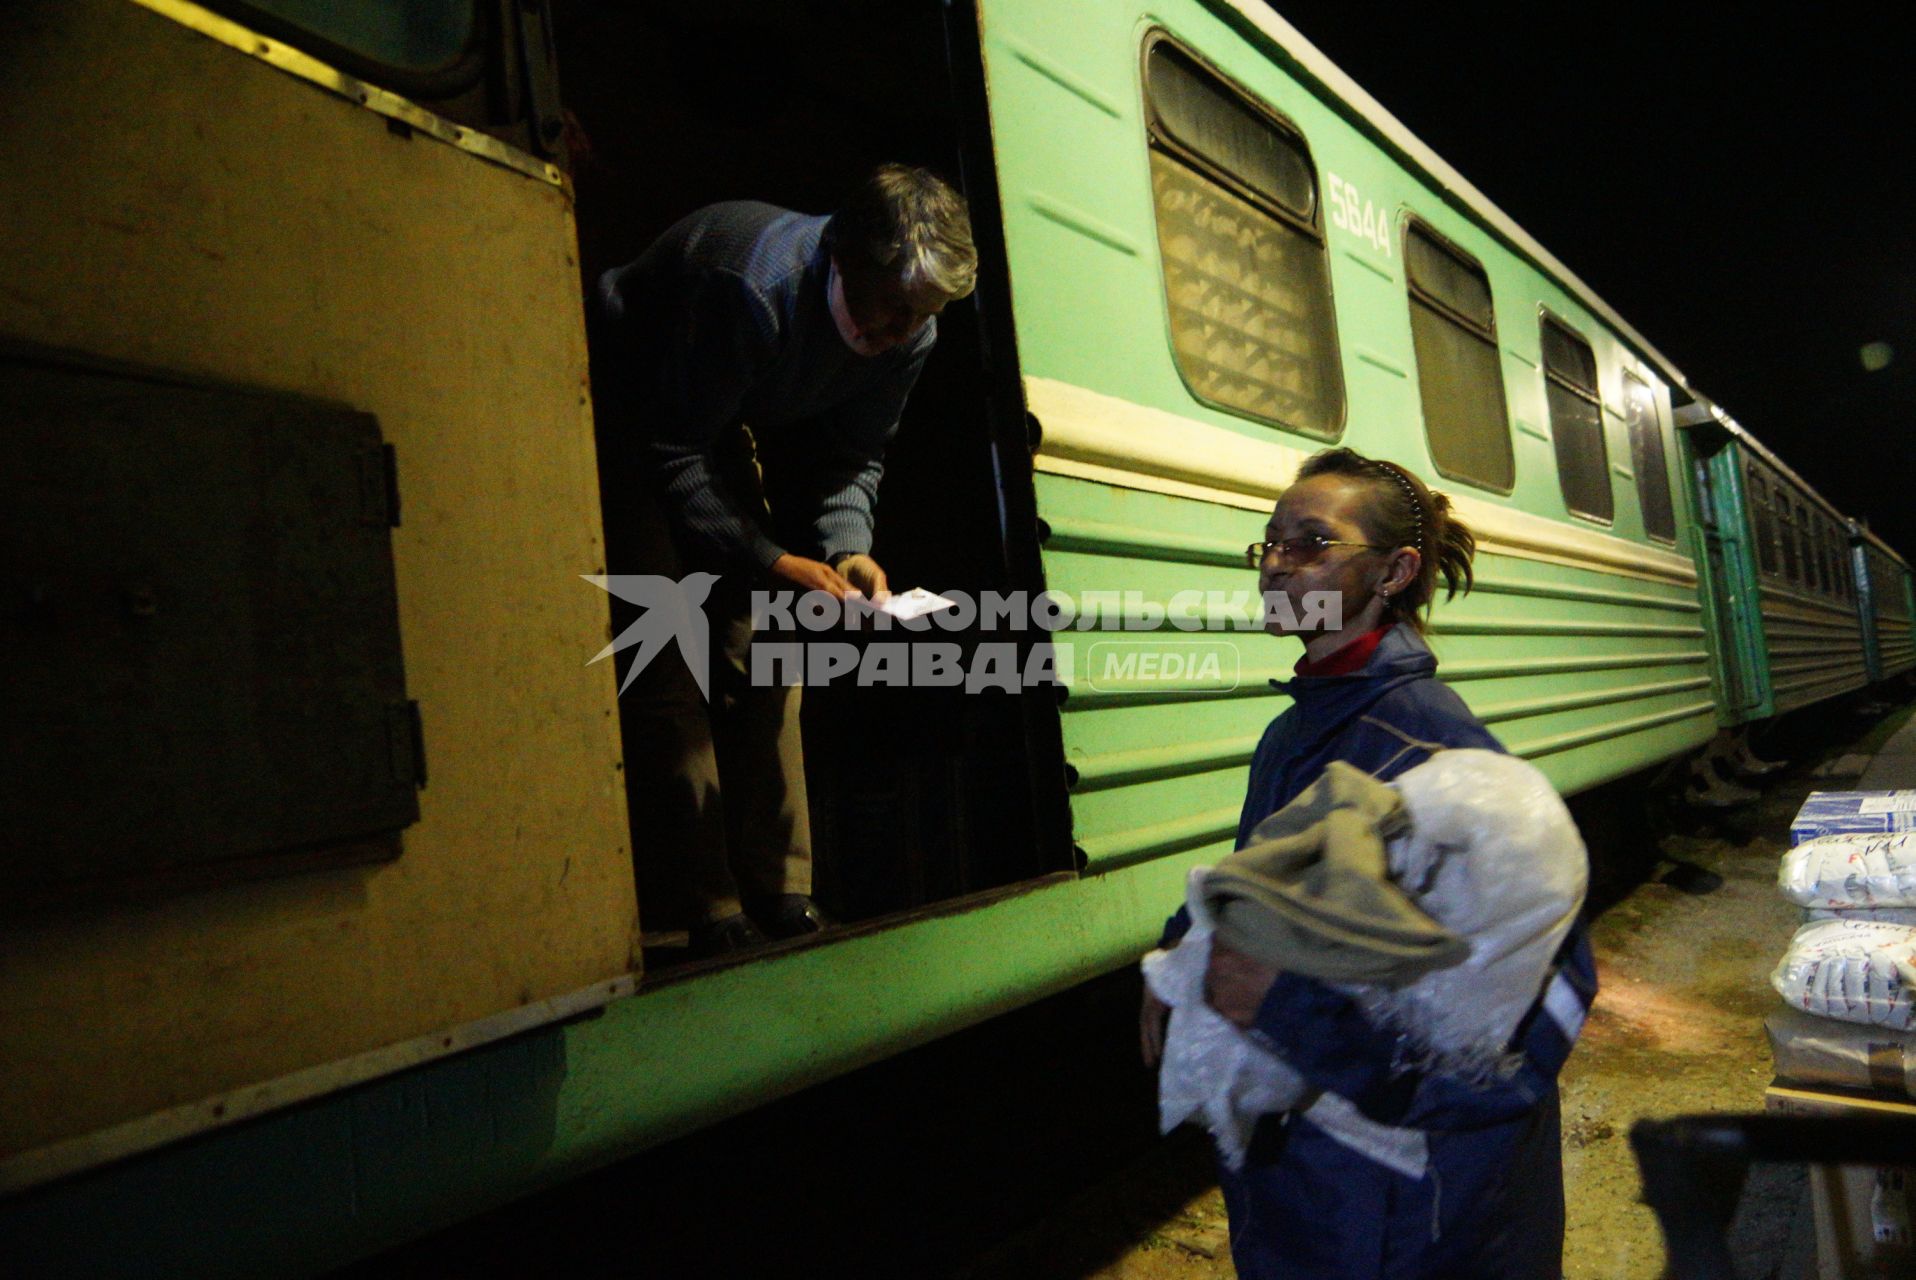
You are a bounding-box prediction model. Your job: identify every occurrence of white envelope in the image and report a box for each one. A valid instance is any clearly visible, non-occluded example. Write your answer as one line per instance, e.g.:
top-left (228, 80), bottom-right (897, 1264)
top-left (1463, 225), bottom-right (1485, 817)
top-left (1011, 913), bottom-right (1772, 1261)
top-left (873, 587), bottom-right (957, 621)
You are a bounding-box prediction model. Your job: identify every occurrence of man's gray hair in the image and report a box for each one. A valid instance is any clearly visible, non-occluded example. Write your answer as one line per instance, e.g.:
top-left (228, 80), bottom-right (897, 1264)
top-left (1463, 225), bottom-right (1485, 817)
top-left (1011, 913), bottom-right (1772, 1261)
top-left (826, 164), bottom-right (977, 300)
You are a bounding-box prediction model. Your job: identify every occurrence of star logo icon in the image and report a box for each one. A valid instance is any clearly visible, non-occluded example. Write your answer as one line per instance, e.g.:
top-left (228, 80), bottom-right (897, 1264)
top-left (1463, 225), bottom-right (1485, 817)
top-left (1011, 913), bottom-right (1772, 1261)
top-left (582, 573), bottom-right (719, 700)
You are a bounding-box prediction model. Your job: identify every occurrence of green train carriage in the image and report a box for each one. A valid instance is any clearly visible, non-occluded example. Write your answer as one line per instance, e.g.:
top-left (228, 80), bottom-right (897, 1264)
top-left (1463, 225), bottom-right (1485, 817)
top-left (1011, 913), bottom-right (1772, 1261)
top-left (1854, 523), bottom-right (1916, 685)
top-left (1678, 399), bottom-right (1894, 722)
top-left (0, 0), bottom-right (1903, 1274)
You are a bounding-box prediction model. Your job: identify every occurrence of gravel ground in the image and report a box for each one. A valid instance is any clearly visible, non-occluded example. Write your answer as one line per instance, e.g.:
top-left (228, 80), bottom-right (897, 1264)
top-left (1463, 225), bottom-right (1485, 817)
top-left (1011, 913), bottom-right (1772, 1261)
top-left (958, 700), bottom-right (1916, 1280)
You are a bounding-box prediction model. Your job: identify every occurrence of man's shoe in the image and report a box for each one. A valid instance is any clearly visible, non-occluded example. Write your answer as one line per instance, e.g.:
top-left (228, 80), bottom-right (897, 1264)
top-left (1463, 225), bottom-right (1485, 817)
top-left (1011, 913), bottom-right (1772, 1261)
top-left (688, 912), bottom-right (769, 957)
top-left (748, 894), bottom-right (834, 941)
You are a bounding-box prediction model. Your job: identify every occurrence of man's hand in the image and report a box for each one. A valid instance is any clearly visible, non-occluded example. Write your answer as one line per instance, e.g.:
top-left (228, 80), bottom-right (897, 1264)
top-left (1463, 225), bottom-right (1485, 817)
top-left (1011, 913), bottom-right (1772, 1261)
top-left (770, 553), bottom-right (858, 599)
top-left (834, 553), bottom-right (890, 602)
top-left (1205, 939), bottom-right (1279, 1029)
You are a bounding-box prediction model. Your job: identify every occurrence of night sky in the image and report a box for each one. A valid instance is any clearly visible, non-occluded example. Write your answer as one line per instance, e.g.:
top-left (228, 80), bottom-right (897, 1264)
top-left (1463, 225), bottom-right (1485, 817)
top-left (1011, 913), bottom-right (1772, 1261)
top-left (1266, 3), bottom-right (1914, 557)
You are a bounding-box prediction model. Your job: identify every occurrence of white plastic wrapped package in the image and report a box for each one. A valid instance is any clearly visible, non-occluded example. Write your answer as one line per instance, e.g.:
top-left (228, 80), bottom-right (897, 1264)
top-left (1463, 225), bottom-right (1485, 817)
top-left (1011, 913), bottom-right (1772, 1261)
top-left (1365, 750), bottom-right (1588, 1078)
top-left (1141, 868), bottom-right (1306, 1169)
top-left (1771, 918), bottom-right (1916, 1030)
top-left (1765, 1003), bottom-right (1916, 1098)
top-left (1779, 832), bottom-right (1916, 910)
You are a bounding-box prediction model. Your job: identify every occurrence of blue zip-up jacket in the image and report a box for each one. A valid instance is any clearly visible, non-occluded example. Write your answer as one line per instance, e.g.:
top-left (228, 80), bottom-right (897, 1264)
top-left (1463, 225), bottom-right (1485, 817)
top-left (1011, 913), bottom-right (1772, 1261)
top-left (1161, 625), bottom-right (1598, 1279)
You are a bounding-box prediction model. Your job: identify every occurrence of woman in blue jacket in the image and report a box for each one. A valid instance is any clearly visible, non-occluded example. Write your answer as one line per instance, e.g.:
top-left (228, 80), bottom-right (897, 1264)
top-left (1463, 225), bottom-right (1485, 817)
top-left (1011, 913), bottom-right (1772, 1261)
top-left (1142, 447), bottom-right (1598, 1280)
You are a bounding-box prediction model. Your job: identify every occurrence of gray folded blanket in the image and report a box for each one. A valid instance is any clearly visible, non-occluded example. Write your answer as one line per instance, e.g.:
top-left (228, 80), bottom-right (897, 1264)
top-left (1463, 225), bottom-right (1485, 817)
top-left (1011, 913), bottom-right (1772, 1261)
top-left (1203, 761), bottom-right (1468, 984)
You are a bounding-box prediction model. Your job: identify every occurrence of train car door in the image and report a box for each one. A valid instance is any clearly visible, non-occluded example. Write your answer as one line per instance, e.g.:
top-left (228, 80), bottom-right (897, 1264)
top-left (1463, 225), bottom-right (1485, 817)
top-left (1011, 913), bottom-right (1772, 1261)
top-left (1677, 411), bottom-right (1767, 721)
top-left (552, 0), bottom-right (1072, 952)
top-left (1852, 522), bottom-right (1885, 684)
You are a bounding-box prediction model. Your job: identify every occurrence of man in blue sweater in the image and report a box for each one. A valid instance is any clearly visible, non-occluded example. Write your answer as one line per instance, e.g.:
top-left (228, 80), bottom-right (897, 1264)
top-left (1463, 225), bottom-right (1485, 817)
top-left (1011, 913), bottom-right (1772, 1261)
top-left (592, 165), bottom-right (976, 955)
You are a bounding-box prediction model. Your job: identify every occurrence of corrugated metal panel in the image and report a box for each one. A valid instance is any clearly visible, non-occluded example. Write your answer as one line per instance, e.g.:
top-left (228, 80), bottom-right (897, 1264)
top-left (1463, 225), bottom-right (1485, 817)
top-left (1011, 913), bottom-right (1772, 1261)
top-left (1034, 456), bottom-right (1718, 872)
top-left (1427, 553), bottom-right (1715, 795)
top-left (1759, 589), bottom-right (1871, 713)
top-left (1882, 614), bottom-right (1916, 680)
top-left (1039, 474), bottom-right (1274, 872)
top-left (1867, 549), bottom-right (1916, 679)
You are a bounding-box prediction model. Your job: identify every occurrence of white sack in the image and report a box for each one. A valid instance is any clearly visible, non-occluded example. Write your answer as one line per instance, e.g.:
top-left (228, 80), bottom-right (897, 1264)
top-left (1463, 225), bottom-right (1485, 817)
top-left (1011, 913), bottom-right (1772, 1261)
top-left (1362, 750), bottom-right (1589, 1077)
top-left (1779, 832), bottom-right (1916, 910)
top-left (1141, 867), bottom-right (1307, 1170)
top-left (1771, 918), bottom-right (1916, 1030)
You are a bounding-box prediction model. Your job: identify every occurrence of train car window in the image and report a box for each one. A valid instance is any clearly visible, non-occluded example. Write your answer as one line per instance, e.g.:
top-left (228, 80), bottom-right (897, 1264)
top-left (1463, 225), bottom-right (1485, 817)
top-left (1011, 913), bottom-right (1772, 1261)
top-left (1144, 37), bottom-right (1346, 439)
top-left (1148, 44), bottom-right (1315, 216)
top-left (1811, 524), bottom-right (1824, 596)
top-left (1798, 511), bottom-right (1814, 591)
top-left (1807, 513), bottom-right (1824, 593)
top-left (1622, 372), bottom-right (1675, 543)
top-left (1889, 559), bottom-right (1912, 621)
top-left (1404, 220), bottom-right (1513, 492)
top-left (1875, 550), bottom-right (1904, 619)
top-left (1750, 474), bottom-right (1779, 578)
top-left (1778, 494), bottom-right (1801, 583)
top-left (1793, 509), bottom-right (1808, 590)
top-left (198, 0), bottom-right (482, 93)
top-left (1539, 315), bottom-right (1612, 523)
top-left (1798, 504), bottom-right (1815, 592)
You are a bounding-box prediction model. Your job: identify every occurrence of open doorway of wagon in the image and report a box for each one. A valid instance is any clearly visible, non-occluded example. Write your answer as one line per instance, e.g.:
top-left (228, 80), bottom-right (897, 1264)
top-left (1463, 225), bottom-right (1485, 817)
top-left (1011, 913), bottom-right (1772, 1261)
top-left (1676, 398), bottom-right (1766, 723)
top-left (552, 0), bottom-right (1064, 960)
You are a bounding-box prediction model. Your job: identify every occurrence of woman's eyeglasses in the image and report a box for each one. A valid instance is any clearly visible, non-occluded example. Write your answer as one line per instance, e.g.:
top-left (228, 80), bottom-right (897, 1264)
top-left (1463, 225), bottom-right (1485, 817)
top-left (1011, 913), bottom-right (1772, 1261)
top-left (1245, 536), bottom-right (1388, 568)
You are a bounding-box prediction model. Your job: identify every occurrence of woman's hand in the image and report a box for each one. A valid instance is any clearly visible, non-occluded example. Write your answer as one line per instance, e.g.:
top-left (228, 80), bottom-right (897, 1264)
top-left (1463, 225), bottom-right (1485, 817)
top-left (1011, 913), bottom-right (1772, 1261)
top-left (1205, 939), bottom-right (1279, 1029)
top-left (1140, 983), bottom-right (1170, 1068)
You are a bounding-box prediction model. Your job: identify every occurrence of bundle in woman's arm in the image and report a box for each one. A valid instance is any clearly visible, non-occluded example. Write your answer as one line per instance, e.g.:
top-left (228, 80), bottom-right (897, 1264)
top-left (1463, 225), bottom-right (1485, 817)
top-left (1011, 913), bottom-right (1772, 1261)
top-left (1143, 750), bottom-right (1589, 1166)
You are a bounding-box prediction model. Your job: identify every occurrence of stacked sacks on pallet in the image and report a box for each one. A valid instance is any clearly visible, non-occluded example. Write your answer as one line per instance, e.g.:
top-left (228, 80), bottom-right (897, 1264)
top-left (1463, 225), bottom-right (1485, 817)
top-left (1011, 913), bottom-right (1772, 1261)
top-left (1774, 831), bottom-right (1916, 1030)
top-left (1768, 810), bottom-right (1916, 1096)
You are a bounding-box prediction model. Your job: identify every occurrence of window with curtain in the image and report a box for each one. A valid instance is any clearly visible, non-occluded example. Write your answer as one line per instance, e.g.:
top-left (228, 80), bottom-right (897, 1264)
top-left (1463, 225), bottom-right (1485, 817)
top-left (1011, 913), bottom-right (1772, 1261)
top-left (1749, 472), bottom-right (1779, 578)
top-left (1778, 495), bottom-right (1801, 583)
top-left (1622, 371), bottom-right (1674, 543)
top-left (1406, 220), bottom-right (1512, 491)
top-left (1540, 315), bottom-right (1611, 522)
top-left (1145, 37), bottom-right (1344, 439)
